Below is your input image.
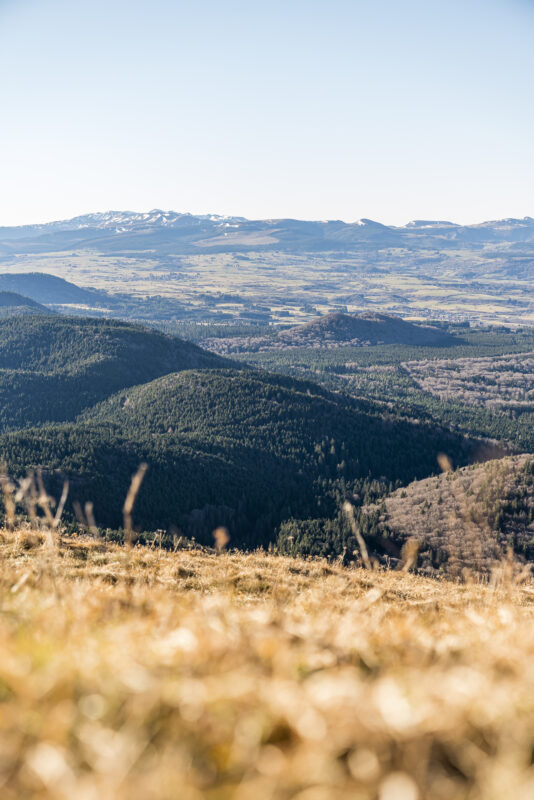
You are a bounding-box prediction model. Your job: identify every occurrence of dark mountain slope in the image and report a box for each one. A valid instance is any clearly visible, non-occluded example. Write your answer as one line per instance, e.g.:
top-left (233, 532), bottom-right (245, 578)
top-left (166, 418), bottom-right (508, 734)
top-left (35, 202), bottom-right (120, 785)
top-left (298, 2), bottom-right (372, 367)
top-left (0, 291), bottom-right (50, 316)
top-left (0, 369), bottom-right (502, 542)
top-left (0, 316), bottom-right (230, 430)
top-left (0, 273), bottom-right (109, 306)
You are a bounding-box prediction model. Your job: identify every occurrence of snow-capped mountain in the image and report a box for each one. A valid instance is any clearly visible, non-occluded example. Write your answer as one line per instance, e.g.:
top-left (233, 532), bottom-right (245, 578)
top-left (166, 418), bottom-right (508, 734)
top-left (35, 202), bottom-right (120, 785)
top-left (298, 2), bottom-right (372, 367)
top-left (0, 211), bottom-right (533, 254)
top-left (54, 210), bottom-right (248, 231)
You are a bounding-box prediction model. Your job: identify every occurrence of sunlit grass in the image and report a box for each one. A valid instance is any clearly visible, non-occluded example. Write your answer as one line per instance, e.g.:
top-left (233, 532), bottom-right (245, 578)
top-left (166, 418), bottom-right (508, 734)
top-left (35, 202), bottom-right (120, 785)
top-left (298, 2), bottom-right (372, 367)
top-left (2, 531), bottom-right (534, 799)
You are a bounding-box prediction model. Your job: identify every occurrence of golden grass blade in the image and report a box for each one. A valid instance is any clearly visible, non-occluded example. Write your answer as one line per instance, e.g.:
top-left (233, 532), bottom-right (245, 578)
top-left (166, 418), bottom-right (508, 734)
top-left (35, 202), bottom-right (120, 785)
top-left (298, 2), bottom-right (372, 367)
top-left (400, 538), bottom-right (419, 572)
top-left (343, 500), bottom-right (372, 570)
top-left (0, 464), bottom-right (16, 532)
top-left (53, 481), bottom-right (69, 529)
top-left (84, 501), bottom-right (99, 539)
top-left (213, 526), bottom-right (230, 553)
top-left (36, 469), bottom-right (55, 530)
top-left (123, 463), bottom-right (148, 546)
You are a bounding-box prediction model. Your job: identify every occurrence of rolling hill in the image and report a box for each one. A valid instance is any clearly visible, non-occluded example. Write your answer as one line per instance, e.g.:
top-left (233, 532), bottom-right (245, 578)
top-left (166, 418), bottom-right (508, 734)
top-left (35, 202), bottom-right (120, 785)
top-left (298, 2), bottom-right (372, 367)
top-left (0, 291), bottom-right (50, 316)
top-left (0, 272), bottom-right (110, 306)
top-left (203, 311), bottom-right (457, 354)
top-left (0, 315), bottom-right (229, 430)
top-left (285, 311), bottom-right (456, 346)
top-left (0, 312), bottom-right (511, 549)
top-left (0, 368), bottom-right (502, 543)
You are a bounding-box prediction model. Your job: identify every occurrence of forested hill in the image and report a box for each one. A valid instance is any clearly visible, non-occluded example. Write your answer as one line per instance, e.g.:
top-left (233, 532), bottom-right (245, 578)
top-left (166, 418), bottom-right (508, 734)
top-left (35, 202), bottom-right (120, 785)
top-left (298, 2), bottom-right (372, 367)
top-left (203, 312), bottom-right (457, 354)
top-left (0, 316), bottom-right (231, 430)
top-left (0, 369), bottom-right (503, 544)
top-left (81, 368), bottom-right (474, 472)
top-left (0, 314), bottom-right (509, 548)
top-left (0, 291), bottom-right (50, 316)
top-left (286, 311), bottom-right (455, 346)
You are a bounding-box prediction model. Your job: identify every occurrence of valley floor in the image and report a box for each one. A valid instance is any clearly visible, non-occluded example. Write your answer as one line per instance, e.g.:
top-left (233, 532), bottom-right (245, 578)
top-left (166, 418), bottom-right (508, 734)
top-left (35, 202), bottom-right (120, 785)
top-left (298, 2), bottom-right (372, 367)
top-left (2, 533), bottom-right (534, 799)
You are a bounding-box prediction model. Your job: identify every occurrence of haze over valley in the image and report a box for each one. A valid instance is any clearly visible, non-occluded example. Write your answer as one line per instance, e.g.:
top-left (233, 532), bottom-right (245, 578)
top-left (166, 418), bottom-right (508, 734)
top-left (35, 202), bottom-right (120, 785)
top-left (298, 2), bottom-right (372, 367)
top-left (0, 210), bottom-right (532, 328)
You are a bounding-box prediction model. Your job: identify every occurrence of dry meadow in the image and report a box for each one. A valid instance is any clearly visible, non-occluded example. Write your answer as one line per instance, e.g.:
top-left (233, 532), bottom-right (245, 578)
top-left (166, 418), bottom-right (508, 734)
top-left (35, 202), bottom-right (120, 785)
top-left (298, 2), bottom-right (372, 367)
top-left (2, 530), bottom-right (534, 800)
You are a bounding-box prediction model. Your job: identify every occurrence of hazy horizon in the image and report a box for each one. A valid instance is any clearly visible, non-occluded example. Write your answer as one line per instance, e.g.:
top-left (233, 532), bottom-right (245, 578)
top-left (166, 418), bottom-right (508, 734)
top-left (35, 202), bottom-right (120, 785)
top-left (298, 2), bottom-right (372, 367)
top-left (3, 207), bottom-right (534, 230)
top-left (1, 0), bottom-right (533, 227)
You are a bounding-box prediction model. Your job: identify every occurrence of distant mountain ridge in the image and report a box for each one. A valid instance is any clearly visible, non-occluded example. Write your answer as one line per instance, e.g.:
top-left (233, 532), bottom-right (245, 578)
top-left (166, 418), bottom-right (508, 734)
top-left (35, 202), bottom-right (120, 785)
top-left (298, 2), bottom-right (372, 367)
top-left (0, 273), bottom-right (109, 306)
top-left (1, 210), bottom-right (534, 255)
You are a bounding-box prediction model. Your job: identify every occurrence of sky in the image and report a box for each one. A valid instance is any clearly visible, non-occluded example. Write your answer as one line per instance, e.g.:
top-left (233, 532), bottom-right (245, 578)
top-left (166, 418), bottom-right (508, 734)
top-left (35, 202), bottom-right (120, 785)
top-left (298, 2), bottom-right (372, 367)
top-left (0, 0), bottom-right (533, 226)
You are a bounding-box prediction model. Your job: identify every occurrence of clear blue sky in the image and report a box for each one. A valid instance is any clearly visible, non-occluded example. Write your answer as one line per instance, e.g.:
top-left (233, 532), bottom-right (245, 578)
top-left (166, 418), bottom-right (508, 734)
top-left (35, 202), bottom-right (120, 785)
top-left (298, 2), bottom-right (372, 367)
top-left (1, 0), bottom-right (533, 226)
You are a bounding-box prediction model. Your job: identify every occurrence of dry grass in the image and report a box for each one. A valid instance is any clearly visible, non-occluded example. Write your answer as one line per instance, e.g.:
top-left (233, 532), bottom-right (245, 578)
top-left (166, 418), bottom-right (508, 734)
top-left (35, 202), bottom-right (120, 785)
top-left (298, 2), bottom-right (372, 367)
top-left (2, 532), bottom-right (534, 799)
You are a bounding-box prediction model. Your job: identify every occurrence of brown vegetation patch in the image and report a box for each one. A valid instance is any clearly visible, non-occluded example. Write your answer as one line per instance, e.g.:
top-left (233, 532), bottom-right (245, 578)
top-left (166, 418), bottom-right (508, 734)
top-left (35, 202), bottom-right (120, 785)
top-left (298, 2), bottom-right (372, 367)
top-left (369, 454), bottom-right (534, 577)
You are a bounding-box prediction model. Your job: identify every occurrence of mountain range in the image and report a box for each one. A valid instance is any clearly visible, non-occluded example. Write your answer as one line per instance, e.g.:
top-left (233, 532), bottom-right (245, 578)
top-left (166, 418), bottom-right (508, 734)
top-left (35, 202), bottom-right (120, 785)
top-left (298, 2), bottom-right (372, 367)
top-left (1, 211), bottom-right (534, 255)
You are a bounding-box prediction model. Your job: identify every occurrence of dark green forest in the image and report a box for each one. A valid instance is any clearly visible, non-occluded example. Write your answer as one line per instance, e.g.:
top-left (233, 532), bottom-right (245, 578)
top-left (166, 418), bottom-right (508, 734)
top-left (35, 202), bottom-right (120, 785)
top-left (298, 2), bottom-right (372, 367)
top-left (233, 328), bottom-right (534, 452)
top-left (0, 368), bottom-right (499, 545)
top-left (0, 315), bottom-right (521, 551)
top-left (0, 315), bottom-right (229, 430)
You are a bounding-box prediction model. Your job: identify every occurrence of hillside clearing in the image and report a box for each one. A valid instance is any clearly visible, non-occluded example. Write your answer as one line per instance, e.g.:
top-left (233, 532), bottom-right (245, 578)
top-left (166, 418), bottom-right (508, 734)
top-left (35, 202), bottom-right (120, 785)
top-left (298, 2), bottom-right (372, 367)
top-left (368, 454), bottom-right (534, 577)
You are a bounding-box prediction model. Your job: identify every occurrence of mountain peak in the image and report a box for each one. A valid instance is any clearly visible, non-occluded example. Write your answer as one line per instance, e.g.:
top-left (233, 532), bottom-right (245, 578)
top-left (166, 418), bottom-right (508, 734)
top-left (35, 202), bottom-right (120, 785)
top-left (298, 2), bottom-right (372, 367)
top-left (404, 220), bottom-right (458, 228)
top-left (1, 211), bottom-right (534, 252)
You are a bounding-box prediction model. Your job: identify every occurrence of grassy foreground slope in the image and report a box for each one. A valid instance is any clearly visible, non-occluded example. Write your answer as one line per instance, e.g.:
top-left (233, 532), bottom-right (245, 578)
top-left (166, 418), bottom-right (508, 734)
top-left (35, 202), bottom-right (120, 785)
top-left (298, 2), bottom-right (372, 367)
top-left (2, 532), bottom-right (534, 799)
